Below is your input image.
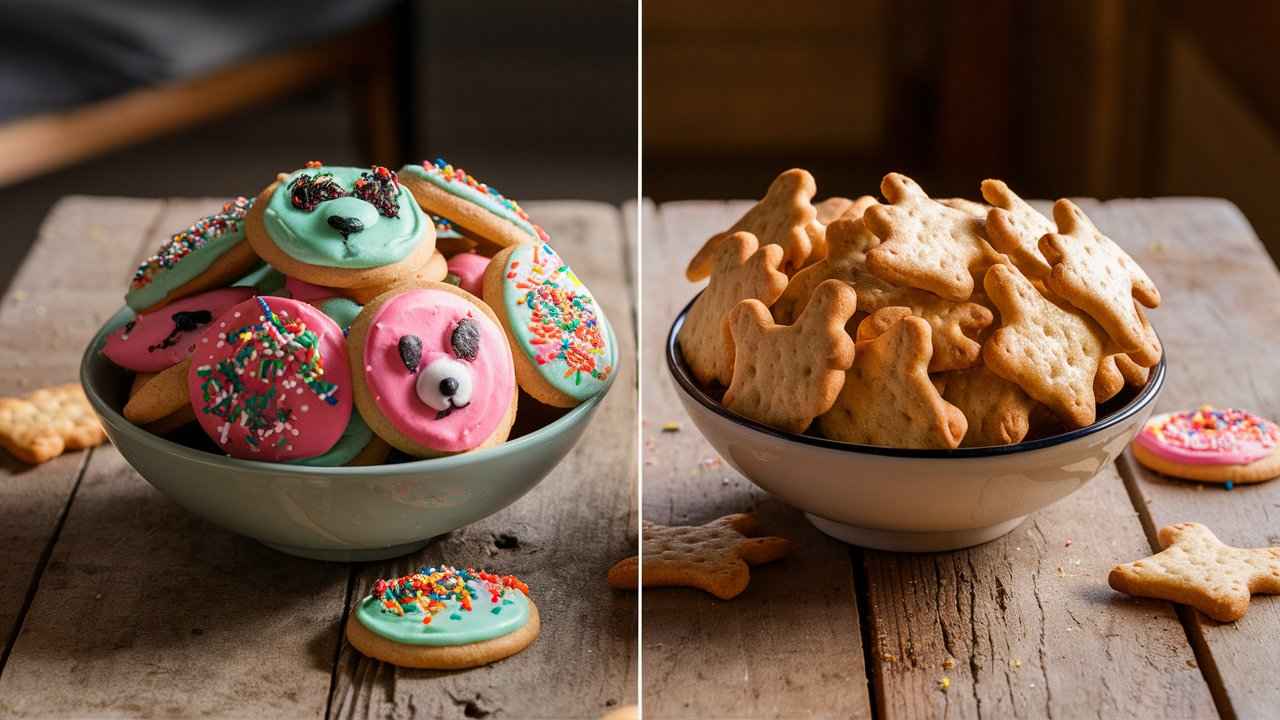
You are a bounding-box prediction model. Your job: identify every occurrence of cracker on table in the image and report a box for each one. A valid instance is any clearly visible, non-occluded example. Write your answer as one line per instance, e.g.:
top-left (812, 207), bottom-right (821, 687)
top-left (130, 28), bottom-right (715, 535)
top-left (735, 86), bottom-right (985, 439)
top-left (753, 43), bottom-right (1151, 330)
top-left (0, 384), bottom-right (107, 465)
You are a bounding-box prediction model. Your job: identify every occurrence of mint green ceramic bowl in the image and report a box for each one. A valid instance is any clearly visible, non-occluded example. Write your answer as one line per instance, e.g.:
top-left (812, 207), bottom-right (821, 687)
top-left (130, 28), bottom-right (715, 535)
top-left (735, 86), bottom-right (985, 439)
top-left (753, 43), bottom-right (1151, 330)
top-left (81, 306), bottom-right (617, 561)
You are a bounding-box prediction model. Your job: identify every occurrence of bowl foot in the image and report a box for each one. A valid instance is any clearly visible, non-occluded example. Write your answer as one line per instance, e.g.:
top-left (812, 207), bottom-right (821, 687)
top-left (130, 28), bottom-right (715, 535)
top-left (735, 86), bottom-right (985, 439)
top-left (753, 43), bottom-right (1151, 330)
top-left (261, 539), bottom-right (433, 562)
top-left (805, 514), bottom-right (1026, 552)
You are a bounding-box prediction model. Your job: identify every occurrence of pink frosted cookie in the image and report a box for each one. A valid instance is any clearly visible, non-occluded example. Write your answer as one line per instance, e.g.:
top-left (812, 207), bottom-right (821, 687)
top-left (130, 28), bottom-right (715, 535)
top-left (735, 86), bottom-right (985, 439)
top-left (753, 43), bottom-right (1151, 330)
top-left (104, 287), bottom-right (254, 372)
top-left (446, 252), bottom-right (489, 296)
top-left (285, 276), bottom-right (340, 304)
top-left (187, 296), bottom-right (352, 461)
top-left (1132, 406), bottom-right (1280, 485)
top-left (347, 283), bottom-right (516, 457)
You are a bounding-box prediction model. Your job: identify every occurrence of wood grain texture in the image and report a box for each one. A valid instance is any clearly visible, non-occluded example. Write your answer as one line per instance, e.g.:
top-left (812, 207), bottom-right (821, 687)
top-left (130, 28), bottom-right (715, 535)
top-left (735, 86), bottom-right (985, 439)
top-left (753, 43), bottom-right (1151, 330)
top-left (0, 197), bottom-right (163, 672)
top-left (642, 200), bottom-right (873, 719)
top-left (0, 199), bottom-right (350, 719)
top-left (1080, 197), bottom-right (1280, 719)
top-left (328, 201), bottom-right (638, 719)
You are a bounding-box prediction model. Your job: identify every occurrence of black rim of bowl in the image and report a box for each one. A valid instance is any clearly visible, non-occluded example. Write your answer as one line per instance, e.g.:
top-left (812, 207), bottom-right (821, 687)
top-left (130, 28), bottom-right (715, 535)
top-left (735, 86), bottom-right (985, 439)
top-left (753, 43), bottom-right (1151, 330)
top-left (666, 292), bottom-right (1166, 459)
top-left (80, 304), bottom-right (619, 475)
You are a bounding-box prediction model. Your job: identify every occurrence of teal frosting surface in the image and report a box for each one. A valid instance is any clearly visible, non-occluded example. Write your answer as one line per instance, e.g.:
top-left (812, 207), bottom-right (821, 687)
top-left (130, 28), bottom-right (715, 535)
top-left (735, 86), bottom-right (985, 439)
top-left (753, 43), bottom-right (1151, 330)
top-left (319, 297), bottom-right (363, 333)
top-left (400, 162), bottom-right (543, 241)
top-left (233, 264), bottom-right (286, 294)
top-left (125, 198), bottom-right (252, 311)
top-left (263, 166), bottom-right (427, 269)
top-left (355, 583), bottom-right (530, 646)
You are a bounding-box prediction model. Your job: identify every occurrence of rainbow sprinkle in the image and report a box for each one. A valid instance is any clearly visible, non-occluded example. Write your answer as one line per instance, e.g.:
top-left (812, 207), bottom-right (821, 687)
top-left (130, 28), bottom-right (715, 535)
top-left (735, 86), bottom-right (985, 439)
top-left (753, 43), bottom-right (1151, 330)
top-left (1146, 405), bottom-right (1279, 454)
top-left (371, 566), bottom-right (529, 625)
top-left (131, 197), bottom-right (252, 290)
top-left (194, 298), bottom-right (338, 451)
top-left (422, 158), bottom-right (550, 242)
top-left (508, 243), bottom-right (612, 386)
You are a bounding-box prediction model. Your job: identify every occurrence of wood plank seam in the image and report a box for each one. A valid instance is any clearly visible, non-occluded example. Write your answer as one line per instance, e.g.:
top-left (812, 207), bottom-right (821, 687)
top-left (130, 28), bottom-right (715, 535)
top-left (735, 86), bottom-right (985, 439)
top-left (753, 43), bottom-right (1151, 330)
top-left (1114, 452), bottom-right (1235, 720)
top-left (851, 546), bottom-right (885, 719)
top-left (324, 564), bottom-right (357, 720)
top-left (0, 448), bottom-right (93, 680)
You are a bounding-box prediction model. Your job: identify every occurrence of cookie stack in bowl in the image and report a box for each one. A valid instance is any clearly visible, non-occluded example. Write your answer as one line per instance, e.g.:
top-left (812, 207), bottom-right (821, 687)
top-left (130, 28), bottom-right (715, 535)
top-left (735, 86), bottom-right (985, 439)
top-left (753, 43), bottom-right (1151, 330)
top-left (104, 159), bottom-right (614, 466)
top-left (676, 169), bottom-right (1161, 449)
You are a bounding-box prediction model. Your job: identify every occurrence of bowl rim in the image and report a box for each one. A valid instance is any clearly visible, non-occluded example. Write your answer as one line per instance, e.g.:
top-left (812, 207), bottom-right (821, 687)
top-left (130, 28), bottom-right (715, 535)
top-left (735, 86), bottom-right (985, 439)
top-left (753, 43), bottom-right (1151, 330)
top-left (81, 303), bottom-right (620, 476)
top-left (666, 292), bottom-right (1165, 459)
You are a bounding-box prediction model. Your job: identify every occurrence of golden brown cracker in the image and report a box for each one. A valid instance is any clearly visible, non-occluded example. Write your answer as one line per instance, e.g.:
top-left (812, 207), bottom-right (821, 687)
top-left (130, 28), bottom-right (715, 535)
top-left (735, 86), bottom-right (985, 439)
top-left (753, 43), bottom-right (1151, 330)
top-left (936, 365), bottom-right (1038, 447)
top-left (1040, 199), bottom-right (1161, 356)
top-left (607, 513), bottom-right (792, 600)
top-left (854, 297), bottom-right (992, 373)
top-left (724, 280), bottom-right (857, 433)
top-left (864, 173), bottom-right (1003, 302)
top-left (817, 315), bottom-right (967, 448)
top-left (815, 196), bottom-right (856, 224)
top-left (0, 384), bottom-right (107, 464)
top-left (772, 199), bottom-right (880, 323)
top-left (1109, 522), bottom-right (1280, 622)
top-left (123, 359), bottom-right (191, 425)
top-left (677, 232), bottom-right (788, 387)
top-left (981, 179), bottom-right (1056, 278)
top-left (982, 264), bottom-right (1110, 428)
top-left (686, 169), bottom-right (820, 280)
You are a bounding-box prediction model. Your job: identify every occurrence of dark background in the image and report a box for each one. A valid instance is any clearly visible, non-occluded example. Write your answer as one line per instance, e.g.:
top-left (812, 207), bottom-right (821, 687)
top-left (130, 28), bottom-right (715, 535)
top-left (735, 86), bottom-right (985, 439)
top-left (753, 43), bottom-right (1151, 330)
top-left (0, 0), bottom-right (637, 296)
top-left (644, 0), bottom-right (1280, 261)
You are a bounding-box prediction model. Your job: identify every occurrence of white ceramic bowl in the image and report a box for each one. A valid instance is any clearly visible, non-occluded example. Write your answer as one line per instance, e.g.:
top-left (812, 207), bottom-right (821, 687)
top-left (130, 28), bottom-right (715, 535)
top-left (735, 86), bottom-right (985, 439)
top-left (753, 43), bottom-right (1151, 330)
top-left (666, 299), bottom-right (1166, 552)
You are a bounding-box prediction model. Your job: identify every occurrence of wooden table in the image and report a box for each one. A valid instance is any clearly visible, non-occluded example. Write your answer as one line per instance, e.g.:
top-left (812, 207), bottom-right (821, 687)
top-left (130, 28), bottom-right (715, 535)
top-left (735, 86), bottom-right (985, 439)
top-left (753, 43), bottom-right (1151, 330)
top-left (0, 198), bottom-right (637, 719)
top-left (641, 198), bottom-right (1280, 719)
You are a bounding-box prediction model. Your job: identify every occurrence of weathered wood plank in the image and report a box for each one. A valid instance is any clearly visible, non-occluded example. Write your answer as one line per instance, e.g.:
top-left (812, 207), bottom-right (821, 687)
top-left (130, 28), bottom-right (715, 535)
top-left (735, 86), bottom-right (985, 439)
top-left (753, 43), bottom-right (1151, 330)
top-left (641, 200), bottom-right (873, 719)
top-left (329, 201), bottom-right (638, 719)
top-left (0, 199), bottom-right (350, 719)
top-left (0, 197), bottom-right (164, 671)
top-left (1082, 197), bottom-right (1280, 719)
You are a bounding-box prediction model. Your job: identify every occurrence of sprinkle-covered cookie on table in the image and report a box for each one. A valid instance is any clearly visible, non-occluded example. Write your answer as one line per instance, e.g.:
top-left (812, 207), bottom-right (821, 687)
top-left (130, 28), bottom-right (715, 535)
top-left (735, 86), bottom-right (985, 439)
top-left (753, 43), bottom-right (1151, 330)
top-left (126, 197), bottom-right (261, 313)
top-left (186, 296), bottom-right (353, 462)
top-left (1131, 406), bottom-right (1280, 485)
top-left (347, 283), bottom-right (517, 457)
top-left (483, 241), bottom-right (615, 407)
top-left (105, 287), bottom-right (254, 372)
top-left (246, 163), bottom-right (436, 291)
top-left (400, 158), bottom-right (549, 249)
top-left (345, 565), bottom-right (539, 669)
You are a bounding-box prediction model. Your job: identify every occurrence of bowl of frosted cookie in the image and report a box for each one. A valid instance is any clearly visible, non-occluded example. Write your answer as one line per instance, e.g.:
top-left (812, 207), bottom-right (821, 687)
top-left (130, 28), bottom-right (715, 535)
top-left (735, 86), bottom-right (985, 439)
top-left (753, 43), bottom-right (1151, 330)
top-left (667, 170), bottom-right (1165, 552)
top-left (81, 159), bottom-right (618, 561)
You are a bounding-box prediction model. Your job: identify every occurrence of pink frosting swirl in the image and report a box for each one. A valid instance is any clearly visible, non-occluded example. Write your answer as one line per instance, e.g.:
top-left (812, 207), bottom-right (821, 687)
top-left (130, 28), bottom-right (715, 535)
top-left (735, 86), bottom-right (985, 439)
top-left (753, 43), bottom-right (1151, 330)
top-left (104, 288), bottom-right (254, 372)
top-left (445, 252), bottom-right (490, 296)
top-left (363, 289), bottom-right (514, 453)
top-left (186, 296), bottom-right (352, 461)
top-left (1135, 406), bottom-right (1280, 466)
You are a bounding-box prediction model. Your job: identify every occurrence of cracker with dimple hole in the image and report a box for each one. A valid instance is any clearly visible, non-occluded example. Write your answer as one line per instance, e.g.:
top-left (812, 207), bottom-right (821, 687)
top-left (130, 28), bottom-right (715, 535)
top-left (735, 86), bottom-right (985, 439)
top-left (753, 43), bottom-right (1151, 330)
top-left (864, 173), bottom-right (1004, 302)
top-left (817, 315), bottom-right (967, 448)
top-left (1109, 522), bottom-right (1280, 622)
top-left (677, 232), bottom-right (787, 387)
top-left (686, 169), bottom-right (820, 280)
top-left (855, 299), bottom-right (991, 373)
top-left (1040, 199), bottom-right (1161, 357)
top-left (982, 264), bottom-right (1110, 428)
top-left (934, 365), bottom-right (1038, 447)
top-left (0, 384), bottom-right (107, 464)
top-left (981, 179), bottom-right (1056, 277)
top-left (724, 280), bottom-right (857, 433)
top-left (607, 513), bottom-right (792, 600)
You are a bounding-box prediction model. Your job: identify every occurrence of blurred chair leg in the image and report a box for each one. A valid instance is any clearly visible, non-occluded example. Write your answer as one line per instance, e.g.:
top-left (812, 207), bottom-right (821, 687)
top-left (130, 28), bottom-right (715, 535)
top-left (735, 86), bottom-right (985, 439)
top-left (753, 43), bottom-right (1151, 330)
top-left (349, 14), bottom-right (409, 167)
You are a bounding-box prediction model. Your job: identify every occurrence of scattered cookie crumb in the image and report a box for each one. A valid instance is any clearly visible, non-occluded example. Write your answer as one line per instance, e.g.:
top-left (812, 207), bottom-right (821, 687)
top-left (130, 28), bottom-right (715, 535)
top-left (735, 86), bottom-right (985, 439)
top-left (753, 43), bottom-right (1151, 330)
top-left (942, 657), bottom-right (955, 670)
top-left (1065, 538), bottom-right (1073, 547)
top-left (938, 677), bottom-right (950, 692)
top-left (661, 421), bottom-right (681, 433)
top-left (1011, 659), bottom-right (1022, 669)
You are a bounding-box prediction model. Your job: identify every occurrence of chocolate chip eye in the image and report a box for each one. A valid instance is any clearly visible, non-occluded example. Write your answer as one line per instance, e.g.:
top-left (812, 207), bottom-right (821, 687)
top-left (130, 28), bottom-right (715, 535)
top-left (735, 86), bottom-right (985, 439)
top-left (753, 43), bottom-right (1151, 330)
top-left (451, 318), bottom-right (480, 361)
top-left (398, 334), bottom-right (422, 372)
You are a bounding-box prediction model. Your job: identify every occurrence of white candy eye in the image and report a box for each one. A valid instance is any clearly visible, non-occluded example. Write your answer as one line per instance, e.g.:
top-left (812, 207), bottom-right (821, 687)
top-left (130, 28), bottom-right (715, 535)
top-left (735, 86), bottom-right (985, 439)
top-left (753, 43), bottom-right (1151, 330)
top-left (415, 357), bottom-right (473, 414)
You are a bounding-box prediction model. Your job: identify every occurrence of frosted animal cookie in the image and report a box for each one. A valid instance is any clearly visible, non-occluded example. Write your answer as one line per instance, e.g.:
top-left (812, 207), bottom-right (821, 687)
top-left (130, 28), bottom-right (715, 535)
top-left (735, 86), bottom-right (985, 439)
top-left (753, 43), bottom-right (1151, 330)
top-left (1131, 406), bottom-right (1280, 485)
top-left (105, 287), bottom-right (254, 373)
top-left (1109, 522), bottom-right (1280, 622)
top-left (723, 280), bottom-right (857, 433)
top-left (981, 179), bottom-right (1055, 277)
top-left (817, 315), bottom-right (967, 449)
top-left (483, 242), bottom-right (615, 407)
top-left (347, 283), bottom-right (517, 457)
top-left (186, 296), bottom-right (353, 461)
top-left (863, 173), bottom-right (1004, 302)
top-left (126, 197), bottom-right (260, 313)
top-left (445, 251), bottom-right (490, 296)
top-left (400, 158), bottom-right (549, 249)
top-left (1040, 199), bottom-right (1161, 362)
top-left (686, 168), bottom-right (822, 279)
top-left (246, 163), bottom-right (435, 290)
top-left (981, 264), bottom-right (1110, 429)
top-left (676, 232), bottom-right (788, 387)
top-left (345, 566), bottom-right (538, 669)
top-left (343, 249), bottom-right (449, 305)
